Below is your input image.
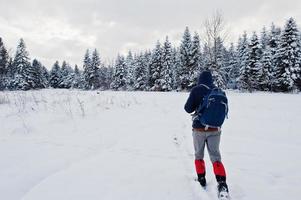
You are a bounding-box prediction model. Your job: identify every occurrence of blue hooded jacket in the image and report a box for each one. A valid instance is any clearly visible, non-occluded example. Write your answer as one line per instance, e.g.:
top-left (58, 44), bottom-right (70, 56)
top-left (184, 71), bottom-right (215, 128)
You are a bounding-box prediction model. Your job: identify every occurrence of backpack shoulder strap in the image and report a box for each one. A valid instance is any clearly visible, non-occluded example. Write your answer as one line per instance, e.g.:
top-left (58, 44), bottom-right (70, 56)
top-left (199, 84), bottom-right (210, 90)
top-left (197, 85), bottom-right (212, 114)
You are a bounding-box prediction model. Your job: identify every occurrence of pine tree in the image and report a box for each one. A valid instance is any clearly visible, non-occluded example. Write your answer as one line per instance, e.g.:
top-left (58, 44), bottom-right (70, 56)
top-left (246, 32), bottom-right (263, 91)
top-left (274, 18), bottom-right (301, 91)
top-left (149, 41), bottom-right (162, 90)
top-left (22, 62), bottom-right (38, 90)
top-left (98, 66), bottom-right (106, 90)
top-left (171, 47), bottom-right (181, 90)
top-left (74, 65), bottom-right (80, 75)
top-left (259, 27), bottom-right (273, 91)
top-left (13, 39), bottom-right (32, 90)
top-left (179, 27), bottom-right (193, 90)
top-left (143, 50), bottom-right (152, 89)
top-left (269, 23), bottom-right (282, 56)
top-left (59, 61), bottom-right (74, 88)
top-left (0, 38), bottom-right (9, 90)
top-left (110, 55), bottom-right (127, 90)
top-left (90, 49), bottom-right (101, 89)
top-left (260, 27), bottom-right (270, 51)
top-left (269, 23), bottom-right (281, 90)
top-left (5, 58), bottom-right (14, 89)
top-left (190, 32), bottom-right (201, 88)
top-left (40, 65), bottom-right (49, 88)
top-left (134, 54), bottom-right (148, 91)
top-left (0, 38), bottom-right (9, 76)
top-left (83, 49), bottom-right (92, 89)
top-left (237, 32), bottom-right (251, 90)
top-left (106, 65), bottom-right (114, 89)
top-left (260, 48), bottom-right (273, 90)
top-left (258, 26), bottom-right (277, 91)
top-left (227, 43), bottom-right (239, 89)
top-left (32, 59), bottom-right (45, 89)
top-left (49, 61), bottom-right (61, 88)
top-left (212, 37), bottom-right (227, 89)
top-left (126, 51), bottom-right (135, 90)
top-left (72, 65), bottom-right (84, 89)
top-left (202, 43), bottom-right (211, 70)
top-left (160, 36), bottom-right (173, 91)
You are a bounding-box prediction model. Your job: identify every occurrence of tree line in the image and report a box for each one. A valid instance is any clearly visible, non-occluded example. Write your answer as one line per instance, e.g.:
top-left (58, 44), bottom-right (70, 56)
top-left (0, 17), bottom-right (301, 92)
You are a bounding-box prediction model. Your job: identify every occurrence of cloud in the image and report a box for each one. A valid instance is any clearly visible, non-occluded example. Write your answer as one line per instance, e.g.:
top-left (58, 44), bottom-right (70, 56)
top-left (0, 0), bottom-right (300, 68)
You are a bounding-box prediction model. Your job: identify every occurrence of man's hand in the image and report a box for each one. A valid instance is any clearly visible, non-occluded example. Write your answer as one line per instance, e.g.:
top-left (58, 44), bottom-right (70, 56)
top-left (191, 112), bottom-right (198, 121)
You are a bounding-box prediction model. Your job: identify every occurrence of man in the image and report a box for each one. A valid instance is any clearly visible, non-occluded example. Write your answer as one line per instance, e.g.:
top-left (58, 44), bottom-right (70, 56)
top-left (184, 70), bottom-right (228, 193)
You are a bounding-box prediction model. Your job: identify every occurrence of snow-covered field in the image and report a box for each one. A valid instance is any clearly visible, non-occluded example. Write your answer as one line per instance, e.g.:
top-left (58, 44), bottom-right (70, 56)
top-left (0, 90), bottom-right (300, 200)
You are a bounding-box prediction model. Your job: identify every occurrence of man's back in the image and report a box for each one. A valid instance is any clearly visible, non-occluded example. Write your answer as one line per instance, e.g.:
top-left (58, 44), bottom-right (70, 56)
top-left (184, 71), bottom-right (215, 128)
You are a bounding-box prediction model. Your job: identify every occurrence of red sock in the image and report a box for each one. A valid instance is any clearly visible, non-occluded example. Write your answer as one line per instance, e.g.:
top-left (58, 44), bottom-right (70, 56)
top-left (195, 159), bottom-right (205, 174)
top-left (213, 161), bottom-right (226, 177)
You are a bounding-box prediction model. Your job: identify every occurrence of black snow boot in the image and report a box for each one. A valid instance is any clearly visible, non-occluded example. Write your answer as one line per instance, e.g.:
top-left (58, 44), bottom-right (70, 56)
top-left (217, 181), bottom-right (229, 200)
top-left (217, 181), bottom-right (229, 193)
top-left (197, 174), bottom-right (206, 187)
top-left (216, 175), bottom-right (228, 192)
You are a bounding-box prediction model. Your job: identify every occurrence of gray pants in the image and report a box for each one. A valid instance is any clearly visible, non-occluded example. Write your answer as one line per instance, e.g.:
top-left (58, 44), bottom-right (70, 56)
top-left (192, 130), bottom-right (222, 163)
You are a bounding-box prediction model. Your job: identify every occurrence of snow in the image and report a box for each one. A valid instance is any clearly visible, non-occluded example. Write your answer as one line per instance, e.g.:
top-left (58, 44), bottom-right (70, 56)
top-left (0, 90), bottom-right (300, 200)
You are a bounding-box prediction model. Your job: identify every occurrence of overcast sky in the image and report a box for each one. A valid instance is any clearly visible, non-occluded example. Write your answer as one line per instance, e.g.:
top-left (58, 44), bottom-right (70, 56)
top-left (1, 0), bottom-right (301, 68)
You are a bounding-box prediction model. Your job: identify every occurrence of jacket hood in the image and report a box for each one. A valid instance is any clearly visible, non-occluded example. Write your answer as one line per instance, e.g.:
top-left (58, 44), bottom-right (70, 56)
top-left (197, 71), bottom-right (214, 88)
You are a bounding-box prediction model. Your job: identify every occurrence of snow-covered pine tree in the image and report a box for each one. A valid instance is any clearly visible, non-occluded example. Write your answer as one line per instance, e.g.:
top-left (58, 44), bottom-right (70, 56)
top-left (49, 61), bottom-right (62, 88)
top-left (110, 54), bottom-right (127, 90)
top-left (206, 37), bottom-right (227, 89)
top-left (22, 62), bottom-right (39, 90)
top-left (13, 39), bottom-right (33, 90)
top-left (202, 43), bottom-right (211, 70)
top-left (4, 58), bottom-right (14, 89)
top-left (0, 38), bottom-right (9, 76)
top-left (74, 65), bottom-right (80, 75)
top-left (134, 54), bottom-right (148, 91)
top-left (273, 18), bottom-right (301, 92)
top-left (0, 38), bottom-right (9, 90)
top-left (98, 65), bottom-right (107, 90)
top-left (269, 23), bottom-right (282, 57)
top-left (32, 59), bottom-right (45, 89)
top-left (106, 65), bottom-right (114, 90)
top-left (40, 65), bottom-right (49, 88)
top-left (149, 41), bottom-right (163, 90)
top-left (178, 27), bottom-right (193, 90)
top-left (171, 47), bottom-right (181, 90)
top-left (246, 32), bottom-right (263, 91)
top-left (258, 27), bottom-right (272, 91)
top-left (269, 23), bottom-right (282, 90)
top-left (160, 36), bottom-right (173, 91)
top-left (83, 49), bottom-right (92, 89)
top-left (59, 61), bottom-right (74, 88)
top-left (227, 43), bottom-right (239, 89)
top-left (72, 65), bottom-right (84, 89)
top-left (237, 32), bottom-right (250, 90)
top-left (258, 26), bottom-right (277, 91)
top-left (197, 48), bottom-right (205, 75)
top-left (260, 48), bottom-right (273, 91)
top-left (143, 50), bottom-right (152, 89)
top-left (260, 27), bottom-right (270, 52)
top-left (189, 32), bottom-right (201, 88)
top-left (126, 51), bottom-right (135, 90)
top-left (90, 49), bottom-right (101, 89)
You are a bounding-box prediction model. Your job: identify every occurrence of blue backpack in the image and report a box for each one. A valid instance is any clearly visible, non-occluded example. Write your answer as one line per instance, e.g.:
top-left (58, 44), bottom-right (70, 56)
top-left (197, 86), bottom-right (228, 129)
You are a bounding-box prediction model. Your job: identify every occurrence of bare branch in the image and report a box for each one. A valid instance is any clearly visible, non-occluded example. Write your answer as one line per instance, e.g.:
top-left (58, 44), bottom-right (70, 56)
top-left (202, 10), bottom-right (229, 64)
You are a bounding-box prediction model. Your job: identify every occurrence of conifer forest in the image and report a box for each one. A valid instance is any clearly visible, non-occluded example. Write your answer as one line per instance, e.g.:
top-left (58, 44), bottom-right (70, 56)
top-left (1, 17), bottom-right (301, 92)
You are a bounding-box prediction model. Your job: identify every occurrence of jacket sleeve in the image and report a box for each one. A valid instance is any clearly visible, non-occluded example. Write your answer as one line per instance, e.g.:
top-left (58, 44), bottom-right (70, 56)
top-left (184, 89), bottom-right (197, 114)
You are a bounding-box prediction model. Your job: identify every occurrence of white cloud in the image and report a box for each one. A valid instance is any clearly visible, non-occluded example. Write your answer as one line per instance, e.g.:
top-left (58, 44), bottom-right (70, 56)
top-left (0, 0), bottom-right (300, 68)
